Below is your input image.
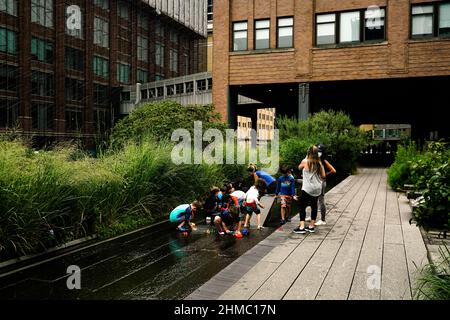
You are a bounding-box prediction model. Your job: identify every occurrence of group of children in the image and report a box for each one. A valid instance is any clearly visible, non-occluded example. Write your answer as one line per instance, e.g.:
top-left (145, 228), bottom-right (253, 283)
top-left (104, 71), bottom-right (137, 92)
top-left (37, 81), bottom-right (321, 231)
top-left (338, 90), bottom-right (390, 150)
top-left (169, 143), bottom-right (336, 237)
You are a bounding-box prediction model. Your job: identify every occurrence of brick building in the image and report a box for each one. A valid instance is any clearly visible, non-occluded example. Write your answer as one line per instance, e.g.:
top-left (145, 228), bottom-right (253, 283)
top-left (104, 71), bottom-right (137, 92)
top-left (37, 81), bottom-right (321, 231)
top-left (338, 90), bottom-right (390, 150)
top-left (0, 0), bottom-right (207, 147)
top-left (213, 0), bottom-right (450, 140)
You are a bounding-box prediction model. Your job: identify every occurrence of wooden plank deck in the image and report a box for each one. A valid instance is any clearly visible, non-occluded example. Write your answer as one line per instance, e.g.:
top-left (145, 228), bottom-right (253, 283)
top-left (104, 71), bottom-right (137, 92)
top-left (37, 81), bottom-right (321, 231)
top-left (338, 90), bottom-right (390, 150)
top-left (186, 168), bottom-right (428, 300)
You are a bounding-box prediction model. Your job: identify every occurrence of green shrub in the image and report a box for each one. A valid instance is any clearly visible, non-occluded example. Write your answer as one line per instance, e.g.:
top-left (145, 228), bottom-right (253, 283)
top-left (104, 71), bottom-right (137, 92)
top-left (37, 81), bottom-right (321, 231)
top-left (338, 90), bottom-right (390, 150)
top-left (387, 142), bottom-right (419, 190)
top-left (277, 111), bottom-right (368, 175)
top-left (415, 246), bottom-right (450, 300)
top-left (110, 101), bottom-right (228, 148)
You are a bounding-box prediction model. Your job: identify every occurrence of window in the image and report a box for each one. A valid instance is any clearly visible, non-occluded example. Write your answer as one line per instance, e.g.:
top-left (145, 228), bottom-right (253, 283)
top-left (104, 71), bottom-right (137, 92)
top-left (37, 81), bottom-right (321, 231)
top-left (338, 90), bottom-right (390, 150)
top-left (93, 0), bottom-right (109, 10)
top-left (65, 47), bottom-right (84, 72)
top-left (137, 69), bottom-right (148, 83)
top-left (93, 56), bottom-right (109, 79)
top-left (31, 71), bottom-right (54, 96)
top-left (118, 25), bottom-right (130, 54)
top-left (94, 17), bottom-right (109, 48)
top-left (94, 84), bottom-right (109, 106)
top-left (0, 0), bottom-right (17, 16)
top-left (138, 13), bottom-right (149, 30)
top-left (155, 20), bottom-right (164, 38)
top-left (167, 85), bottom-right (175, 96)
top-left (340, 11), bottom-right (360, 43)
top-left (0, 64), bottom-right (18, 92)
top-left (31, 37), bottom-right (53, 63)
top-left (197, 79), bottom-right (207, 91)
top-left (65, 78), bottom-right (85, 102)
top-left (156, 86), bottom-right (164, 97)
top-left (66, 6), bottom-right (83, 39)
top-left (66, 108), bottom-right (82, 131)
top-left (316, 14), bottom-right (336, 45)
top-left (0, 28), bottom-right (17, 55)
top-left (170, 30), bottom-right (178, 44)
top-left (32, 102), bottom-right (54, 130)
top-left (121, 91), bottom-right (130, 101)
top-left (31, 0), bottom-right (53, 28)
top-left (316, 8), bottom-right (386, 45)
top-left (155, 74), bottom-right (164, 81)
top-left (207, 0), bottom-right (213, 21)
top-left (141, 89), bottom-right (148, 99)
top-left (233, 21), bottom-right (248, 51)
top-left (170, 49), bottom-right (178, 73)
top-left (137, 36), bottom-right (148, 62)
top-left (185, 81), bottom-right (193, 93)
top-left (207, 78), bottom-right (213, 90)
top-left (440, 3), bottom-right (450, 36)
top-left (277, 17), bottom-right (293, 48)
top-left (117, 63), bottom-right (130, 84)
top-left (156, 42), bottom-right (164, 67)
top-left (0, 99), bottom-right (18, 128)
top-left (118, 1), bottom-right (129, 20)
top-left (149, 88), bottom-right (156, 98)
top-left (412, 3), bottom-right (450, 38)
top-left (255, 19), bottom-right (270, 49)
top-left (176, 83), bottom-right (184, 95)
top-left (364, 7), bottom-right (385, 41)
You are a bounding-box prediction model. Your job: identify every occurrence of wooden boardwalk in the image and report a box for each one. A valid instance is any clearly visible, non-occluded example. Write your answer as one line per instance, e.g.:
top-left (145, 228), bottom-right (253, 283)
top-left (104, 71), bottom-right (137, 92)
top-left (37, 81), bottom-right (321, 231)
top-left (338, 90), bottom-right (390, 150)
top-left (186, 168), bottom-right (429, 300)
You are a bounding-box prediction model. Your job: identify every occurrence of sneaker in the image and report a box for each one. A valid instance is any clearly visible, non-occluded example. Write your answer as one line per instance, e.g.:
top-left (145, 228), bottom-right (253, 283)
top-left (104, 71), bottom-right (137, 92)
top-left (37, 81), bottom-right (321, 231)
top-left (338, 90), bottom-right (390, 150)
top-left (306, 226), bottom-right (315, 233)
top-left (218, 231), bottom-right (225, 235)
top-left (257, 225), bottom-right (265, 230)
top-left (293, 227), bottom-right (306, 234)
top-left (280, 219), bottom-right (286, 226)
top-left (305, 217), bottom-right (311, 222)
top-left (315, 220), bottom-right (326, 226)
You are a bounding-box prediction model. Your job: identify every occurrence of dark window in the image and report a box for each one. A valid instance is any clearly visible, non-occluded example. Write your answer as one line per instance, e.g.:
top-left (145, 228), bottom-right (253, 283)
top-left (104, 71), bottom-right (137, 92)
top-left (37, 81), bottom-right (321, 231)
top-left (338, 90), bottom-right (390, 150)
top-left (66, 108), bottom-right (83, 131)
top-left (167, 85), bottom-right (175, 96)
top-left (65, 47), bottom-right (84, 71)
top-left (255, 19), bottom-right (270, 49)
top-left (31, 37), bottom-right (53, 63)
top-left (31, 71), bottom-right (54, 96)
top-left (32, 102), bottom-right (54, 130)
top-left (138, 12), bottom-right (149, 30)
top-left (0, 27), bottom-right (17, 55)
top-left (0, 99), bottom-right (19, 128)
top-left (137, 36), bottom-right (148, 62)
top-left (207, 0), bottom-right (213, 21)
top-left (185, 81), bottom-right (193, 93)
top-left (141, 89), bottom-right (148, 99)
top-left (94, 16), bottom-right (109, 48)
top-left (137, 69), bottom-right (148, 83)
top-left (155, 42), bottom-right (165, 67)
top-left (31, 0), bottom-right (53, 28)
top-left (65, 78), bottom-right (85, 102)
top-left (117, 63), bottom-right (130, 84)
top-left (93, 56), bottom-right (109, 79)
top-left (0, 64), bottom-right (18, 92)
top-left (117, 1), bottom-right (129, 20)
top-left (94, 84), bottom-right (110, 106)
top-left (207, 78), bottom-right (213, 90)
top-left (365, 7), bottom-right (385, 41)
top-left (196, 79), bottom-right (207, 91)
top-left (233, 21), bottom-right (248, 51)
top-left (176, 83), bottom-right (184, 94)
top-left (149, 88), bottom-right (156, 98)
top-left (277, 17), bottom-right (293, 48)
top-left (439, 3), bottom-right (450, 36)
top-left (156, 86), bottom-right (164, 97)
top-left (120, 91), bottom-right (130, 101)
top-left (118, 25), bottom-right (131, 54)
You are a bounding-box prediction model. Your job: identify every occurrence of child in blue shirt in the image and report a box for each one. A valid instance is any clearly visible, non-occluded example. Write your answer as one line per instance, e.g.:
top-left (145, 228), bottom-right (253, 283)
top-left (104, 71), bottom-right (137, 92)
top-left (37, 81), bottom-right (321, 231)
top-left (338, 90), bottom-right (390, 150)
top-left (276, 165), bottom-right (296, 225)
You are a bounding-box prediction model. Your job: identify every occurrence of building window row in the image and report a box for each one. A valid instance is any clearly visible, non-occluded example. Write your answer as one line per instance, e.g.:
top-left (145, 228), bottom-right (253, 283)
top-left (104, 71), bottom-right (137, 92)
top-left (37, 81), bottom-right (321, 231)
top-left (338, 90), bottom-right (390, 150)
top-left (31, 0), bottom-right (54, 28)
top-left (0, 27), bottom-right (17, 55)
top-left (233, 17), bottom-right (293, 51)
top-left (412, 2), bottom-right (450, 38)
top-left (31, 37), bottom-right (53, 64)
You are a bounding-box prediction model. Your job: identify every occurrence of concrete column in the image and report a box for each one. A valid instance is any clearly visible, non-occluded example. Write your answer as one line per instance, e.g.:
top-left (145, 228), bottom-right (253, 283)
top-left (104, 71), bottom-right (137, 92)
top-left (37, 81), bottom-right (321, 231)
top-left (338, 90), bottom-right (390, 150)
top-left (227, 86), bottom-right (238, 129)
top-left (298, 83), bottom-right (310, 120)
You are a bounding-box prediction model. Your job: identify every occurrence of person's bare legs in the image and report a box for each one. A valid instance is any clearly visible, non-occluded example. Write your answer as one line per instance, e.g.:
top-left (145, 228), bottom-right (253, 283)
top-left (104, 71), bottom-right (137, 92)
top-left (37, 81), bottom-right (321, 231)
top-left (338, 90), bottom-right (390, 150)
top-left (214, 217), bottom-right (223, 233)
top-left (244, 213), bottom-right (250, 228)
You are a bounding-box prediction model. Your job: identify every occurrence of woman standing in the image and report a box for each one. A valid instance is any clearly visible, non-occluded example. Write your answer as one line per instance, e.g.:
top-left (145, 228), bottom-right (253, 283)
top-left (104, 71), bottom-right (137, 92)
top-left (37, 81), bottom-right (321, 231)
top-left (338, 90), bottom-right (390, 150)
top-left (293, 145), bottom-right (326, 234)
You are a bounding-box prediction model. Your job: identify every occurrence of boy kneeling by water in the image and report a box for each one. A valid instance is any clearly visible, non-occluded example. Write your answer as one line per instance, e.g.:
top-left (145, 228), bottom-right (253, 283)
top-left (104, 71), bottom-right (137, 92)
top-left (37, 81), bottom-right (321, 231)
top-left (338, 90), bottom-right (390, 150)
top-left (169, 201), bottom-right (201, 232)
top-left (243, 183), bottom-right (266, 231)
top-left (214, 206), bottom-right (240, 236)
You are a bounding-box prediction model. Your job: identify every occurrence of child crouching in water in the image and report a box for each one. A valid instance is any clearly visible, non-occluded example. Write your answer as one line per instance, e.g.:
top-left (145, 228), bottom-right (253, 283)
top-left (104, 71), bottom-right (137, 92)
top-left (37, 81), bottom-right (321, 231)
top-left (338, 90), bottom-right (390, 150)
top-left (169, 201), bottom-right (201, 232)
